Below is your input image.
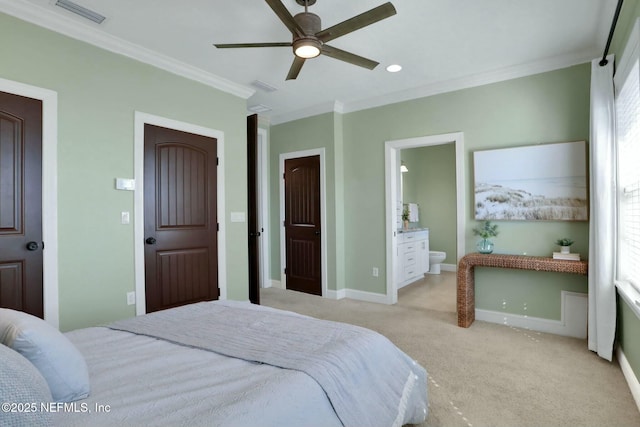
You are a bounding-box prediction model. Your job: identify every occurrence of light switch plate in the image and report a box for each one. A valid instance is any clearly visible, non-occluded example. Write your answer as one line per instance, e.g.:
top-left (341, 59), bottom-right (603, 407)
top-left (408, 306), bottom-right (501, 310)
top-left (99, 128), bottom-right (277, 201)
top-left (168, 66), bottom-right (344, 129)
top-left (115, 178), bottom-right (135, 191)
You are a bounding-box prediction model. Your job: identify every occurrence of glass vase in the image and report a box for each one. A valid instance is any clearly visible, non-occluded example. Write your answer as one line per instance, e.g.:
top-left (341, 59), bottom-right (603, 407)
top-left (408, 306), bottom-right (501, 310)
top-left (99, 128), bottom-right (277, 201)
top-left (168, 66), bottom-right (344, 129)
top-left (476, 238), bottom-right (494, 254)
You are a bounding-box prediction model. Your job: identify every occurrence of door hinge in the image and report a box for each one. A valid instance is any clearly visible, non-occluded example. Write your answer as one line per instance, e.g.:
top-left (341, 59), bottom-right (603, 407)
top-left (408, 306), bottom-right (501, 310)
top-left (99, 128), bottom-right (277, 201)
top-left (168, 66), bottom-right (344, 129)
top-left (216, 157), bottom-right (219, 166)
top-left (284, 268), bottom-right (287, 274)
top-left (42, 241), bottom-right (45, 250)
top-left (216, 223), bottom-right (219, 232)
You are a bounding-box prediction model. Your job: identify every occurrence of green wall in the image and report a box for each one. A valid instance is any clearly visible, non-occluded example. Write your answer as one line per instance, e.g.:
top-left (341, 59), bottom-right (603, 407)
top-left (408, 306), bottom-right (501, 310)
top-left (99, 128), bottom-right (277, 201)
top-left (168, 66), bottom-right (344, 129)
top-left (401, 144), bottom-right (457, 265)
top-left (0, 13), bottom-right (249, 331)
top-left (619, 296), bottom-right (640, 376)
top-left (272, 65), bottom-right (591, 304)
top-left (342, 65), bottom-right (590, 299)
top-left (269, 112), bottom-right (343, 291)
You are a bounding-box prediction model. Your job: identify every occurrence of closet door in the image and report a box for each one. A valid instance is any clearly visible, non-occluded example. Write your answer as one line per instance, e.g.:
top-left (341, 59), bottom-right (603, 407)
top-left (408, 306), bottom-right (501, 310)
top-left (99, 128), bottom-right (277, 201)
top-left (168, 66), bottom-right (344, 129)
top-left (0, 91), bottom-right (43, 318)
top-left (143, 124), bottom-right (218, 313)
top-left (284, 155), bottom-right (321, 296)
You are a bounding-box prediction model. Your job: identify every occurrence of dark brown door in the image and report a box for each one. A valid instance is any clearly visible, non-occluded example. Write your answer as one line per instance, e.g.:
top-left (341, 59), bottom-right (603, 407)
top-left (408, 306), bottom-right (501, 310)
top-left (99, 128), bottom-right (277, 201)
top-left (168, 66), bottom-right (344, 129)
top-left (284, 155), bottom-right (321, 295)
top-left (247, 114), bottom-right (260, 304)
top-left (144, 124), bottom-right (218, 313)
top-left (0, 91), bottom-right (43, 318)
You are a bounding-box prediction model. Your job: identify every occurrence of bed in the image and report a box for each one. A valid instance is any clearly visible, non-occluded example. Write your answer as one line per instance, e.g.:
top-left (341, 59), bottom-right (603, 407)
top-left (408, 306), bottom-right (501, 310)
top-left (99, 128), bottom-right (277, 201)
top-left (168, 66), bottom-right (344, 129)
top-left (0, 300), bottom-right (428, 427)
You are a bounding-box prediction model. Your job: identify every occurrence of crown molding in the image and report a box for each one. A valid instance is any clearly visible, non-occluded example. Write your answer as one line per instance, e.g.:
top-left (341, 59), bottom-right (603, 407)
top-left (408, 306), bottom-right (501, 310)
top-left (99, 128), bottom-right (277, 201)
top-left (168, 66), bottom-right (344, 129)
top-left (343, 49), bottom-right (599, 114)
top-left (0, 0), bottom-right (254, 99)
top-left (271, 100), bottom-right (344, 125)
top-left (271, 49), bottom-right (598, 125)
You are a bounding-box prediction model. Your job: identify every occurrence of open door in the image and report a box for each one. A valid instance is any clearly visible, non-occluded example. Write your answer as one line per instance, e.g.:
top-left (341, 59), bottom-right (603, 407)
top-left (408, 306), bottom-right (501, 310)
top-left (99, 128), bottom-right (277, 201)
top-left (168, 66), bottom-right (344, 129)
top-left (247, 114), bottom-right (260, 304)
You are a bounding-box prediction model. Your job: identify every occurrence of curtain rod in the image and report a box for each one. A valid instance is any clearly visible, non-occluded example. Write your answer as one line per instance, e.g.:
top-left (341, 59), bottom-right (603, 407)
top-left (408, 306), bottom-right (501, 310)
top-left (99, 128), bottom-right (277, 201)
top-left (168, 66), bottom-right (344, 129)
top-left (600, 0), bottom-right (624, 66)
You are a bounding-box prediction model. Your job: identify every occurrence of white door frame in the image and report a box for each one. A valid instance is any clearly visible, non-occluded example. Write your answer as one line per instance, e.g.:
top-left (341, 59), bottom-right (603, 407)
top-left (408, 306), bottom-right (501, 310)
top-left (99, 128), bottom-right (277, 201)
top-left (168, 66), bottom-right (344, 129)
top-left (133, 112), bottom-right (227, 315)
top-left (0, 77), bottom-right (59, 328)
top-left (256, 127), bottom-right (270, 289)
top-left (384, 132), bottom-right (466, 304)
top-left (279, 148), bottom-right (327, 296)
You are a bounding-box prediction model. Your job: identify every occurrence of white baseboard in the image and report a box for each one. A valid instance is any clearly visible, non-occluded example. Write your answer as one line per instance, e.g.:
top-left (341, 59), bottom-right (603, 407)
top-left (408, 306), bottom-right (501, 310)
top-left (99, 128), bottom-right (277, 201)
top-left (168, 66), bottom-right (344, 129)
top-left (344, 288), bottom-right (390, 304)
top-left (617, 346), bottom-right (640, 413)
top-left (440, 263), bottom-right (457, 272)
top-left (325, 287), bottom-right (389, 304)
top-left (326, 289), bottom-right (345, 300)
top-left (268, 280), bottom-right (284, 289)
top-left (475, 291), bottom-right (588, 338)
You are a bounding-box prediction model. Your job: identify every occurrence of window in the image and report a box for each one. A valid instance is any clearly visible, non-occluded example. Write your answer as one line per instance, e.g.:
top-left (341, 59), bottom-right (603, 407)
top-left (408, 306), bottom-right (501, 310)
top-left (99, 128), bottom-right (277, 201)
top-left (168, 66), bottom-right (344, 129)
top-left (615, 19), bottom-right (640, 314)
top-left (616, 60), bottom-right (640, 293)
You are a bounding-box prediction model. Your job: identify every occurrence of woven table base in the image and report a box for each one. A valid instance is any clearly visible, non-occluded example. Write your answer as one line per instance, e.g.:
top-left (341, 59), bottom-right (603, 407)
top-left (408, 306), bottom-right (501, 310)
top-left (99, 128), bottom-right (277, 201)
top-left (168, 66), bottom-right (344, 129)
top-left (457, 253), bottom-right (588, 328)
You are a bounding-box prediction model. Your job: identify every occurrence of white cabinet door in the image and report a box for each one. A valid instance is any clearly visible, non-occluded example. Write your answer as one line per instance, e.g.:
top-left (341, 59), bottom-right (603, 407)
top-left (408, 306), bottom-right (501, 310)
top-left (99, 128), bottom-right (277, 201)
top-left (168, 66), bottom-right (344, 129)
top-left (397, 230), bottom-right (429, 286)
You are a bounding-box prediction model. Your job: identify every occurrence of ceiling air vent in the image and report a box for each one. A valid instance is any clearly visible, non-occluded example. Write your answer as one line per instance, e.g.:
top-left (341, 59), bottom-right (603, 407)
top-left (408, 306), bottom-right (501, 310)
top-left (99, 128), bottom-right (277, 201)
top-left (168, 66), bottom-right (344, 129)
top-left (55, 0), bottom-right (106, 24)
top-left (248, 104), bottom-right (272, 113)
top-left (250, 80), bottom-right (278, 93)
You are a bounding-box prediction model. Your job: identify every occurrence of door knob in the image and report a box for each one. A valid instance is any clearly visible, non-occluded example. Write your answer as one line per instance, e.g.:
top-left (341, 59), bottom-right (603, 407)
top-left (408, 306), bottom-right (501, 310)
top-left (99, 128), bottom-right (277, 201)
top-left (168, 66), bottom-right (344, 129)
top-left (314, 231), bottom-right (321, 236)
top-left (145, 237), bottom-right (157, 245)
top-left (26, 241), bottom-right (39, 251)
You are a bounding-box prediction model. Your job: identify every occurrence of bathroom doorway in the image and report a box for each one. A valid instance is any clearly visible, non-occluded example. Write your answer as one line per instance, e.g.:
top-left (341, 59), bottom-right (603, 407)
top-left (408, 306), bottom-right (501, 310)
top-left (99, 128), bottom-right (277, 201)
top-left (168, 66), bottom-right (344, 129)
top-left (384, 132), bottom-right (466, 304)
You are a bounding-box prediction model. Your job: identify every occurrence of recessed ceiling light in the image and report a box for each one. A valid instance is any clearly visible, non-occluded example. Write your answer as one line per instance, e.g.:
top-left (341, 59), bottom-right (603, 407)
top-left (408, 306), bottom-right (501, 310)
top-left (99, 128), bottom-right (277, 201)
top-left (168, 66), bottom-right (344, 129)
top-left (386, 64), bottom-right (402, 73)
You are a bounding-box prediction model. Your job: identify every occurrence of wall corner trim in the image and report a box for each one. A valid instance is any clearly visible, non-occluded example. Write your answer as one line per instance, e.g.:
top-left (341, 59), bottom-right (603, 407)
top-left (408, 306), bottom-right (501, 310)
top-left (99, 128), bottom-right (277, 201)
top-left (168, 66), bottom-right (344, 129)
top-left (617, 346), bottom-right (640, 413)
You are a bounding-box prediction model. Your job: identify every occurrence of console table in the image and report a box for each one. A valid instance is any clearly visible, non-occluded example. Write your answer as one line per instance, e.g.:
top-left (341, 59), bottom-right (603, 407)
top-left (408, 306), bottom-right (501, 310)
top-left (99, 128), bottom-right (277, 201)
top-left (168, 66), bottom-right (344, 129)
top-left (457, 253), bottom-right (588, 328)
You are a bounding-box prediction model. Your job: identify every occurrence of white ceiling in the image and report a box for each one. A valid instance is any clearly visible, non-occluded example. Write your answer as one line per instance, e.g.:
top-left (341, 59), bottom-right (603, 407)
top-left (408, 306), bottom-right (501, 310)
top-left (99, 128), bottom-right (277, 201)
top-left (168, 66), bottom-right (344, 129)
top-left (3, 0), bottom-right (618, 124)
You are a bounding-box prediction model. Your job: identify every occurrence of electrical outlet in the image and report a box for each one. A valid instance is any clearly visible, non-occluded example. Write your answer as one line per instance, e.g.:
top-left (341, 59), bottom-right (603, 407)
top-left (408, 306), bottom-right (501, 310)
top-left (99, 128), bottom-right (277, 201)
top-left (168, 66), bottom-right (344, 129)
top-left (127, 292), bottom-right (136, 306)
top-left (372, 267), bottom-right (379, 277)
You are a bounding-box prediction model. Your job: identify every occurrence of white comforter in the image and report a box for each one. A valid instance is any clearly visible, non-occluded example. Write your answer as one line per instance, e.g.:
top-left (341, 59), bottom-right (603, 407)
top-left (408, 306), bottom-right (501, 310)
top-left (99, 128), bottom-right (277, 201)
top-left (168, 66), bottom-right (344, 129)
top-left (56, 300), bottom-right (428, 427)
top-left (57, 326), bottom-right (341, 427)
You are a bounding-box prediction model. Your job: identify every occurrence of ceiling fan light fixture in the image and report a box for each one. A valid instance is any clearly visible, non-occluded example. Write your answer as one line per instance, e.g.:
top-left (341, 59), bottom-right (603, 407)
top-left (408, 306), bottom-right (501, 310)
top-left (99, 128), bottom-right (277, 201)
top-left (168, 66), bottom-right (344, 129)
top-left (293, 38), bottom-right (321, 59)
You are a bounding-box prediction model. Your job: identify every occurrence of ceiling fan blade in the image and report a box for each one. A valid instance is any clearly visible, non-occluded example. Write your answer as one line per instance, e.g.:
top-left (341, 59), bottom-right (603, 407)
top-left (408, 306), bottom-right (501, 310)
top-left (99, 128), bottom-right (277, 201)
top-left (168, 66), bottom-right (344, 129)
top-left (214, 42), bottom-right (292, 49)
top-left (265, 0), bottom-right (305, 37)
top-left (321, 45), bottom-right (379, 70)
top-left (286, 57), bottom-right (306, 80)
top-left (316, 2), bottom-right (396, 43)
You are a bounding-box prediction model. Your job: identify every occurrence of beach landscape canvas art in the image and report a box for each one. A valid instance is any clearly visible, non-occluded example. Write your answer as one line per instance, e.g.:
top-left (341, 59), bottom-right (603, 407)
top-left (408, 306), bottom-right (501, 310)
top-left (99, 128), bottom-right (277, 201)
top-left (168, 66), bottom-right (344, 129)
top-left (474, 141), bottom-right (588, 221)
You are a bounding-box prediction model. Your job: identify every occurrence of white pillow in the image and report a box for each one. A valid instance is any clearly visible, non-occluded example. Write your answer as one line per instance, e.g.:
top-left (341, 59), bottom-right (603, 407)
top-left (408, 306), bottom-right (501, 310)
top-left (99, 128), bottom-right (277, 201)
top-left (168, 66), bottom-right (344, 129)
top-left (0, 309), bottom-right (90, 402)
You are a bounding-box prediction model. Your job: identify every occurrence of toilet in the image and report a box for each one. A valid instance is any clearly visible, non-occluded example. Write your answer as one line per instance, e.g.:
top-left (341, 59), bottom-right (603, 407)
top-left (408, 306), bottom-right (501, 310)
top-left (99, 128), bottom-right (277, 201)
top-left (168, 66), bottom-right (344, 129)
top-left (427, 251), bottom-right (446, 274)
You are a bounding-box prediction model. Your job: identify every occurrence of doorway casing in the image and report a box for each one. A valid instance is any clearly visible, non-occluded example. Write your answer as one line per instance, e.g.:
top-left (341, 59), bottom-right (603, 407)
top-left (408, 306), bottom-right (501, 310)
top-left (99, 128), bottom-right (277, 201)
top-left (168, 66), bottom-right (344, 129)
top-left (384, 132), bottom-right (465, 304)
top-left (278, 148), bottom-right (328, 296)
top-left (257, 127), bottom-right (271, 291)
top-left (0, 77), bottom-right (59, 327)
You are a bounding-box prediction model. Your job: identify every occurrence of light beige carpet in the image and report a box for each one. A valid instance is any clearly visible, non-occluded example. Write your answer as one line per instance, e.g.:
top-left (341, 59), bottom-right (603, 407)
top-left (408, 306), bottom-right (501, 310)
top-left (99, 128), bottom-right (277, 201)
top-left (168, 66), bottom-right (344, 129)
top-left (260, 272), bottom-right (640, 427)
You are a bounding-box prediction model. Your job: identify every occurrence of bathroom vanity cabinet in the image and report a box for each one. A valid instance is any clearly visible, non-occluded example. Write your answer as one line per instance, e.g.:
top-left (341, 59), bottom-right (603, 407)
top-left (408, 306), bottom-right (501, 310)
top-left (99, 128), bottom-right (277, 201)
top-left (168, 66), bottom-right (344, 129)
top-left (397, 230), bottom-right (429, 288)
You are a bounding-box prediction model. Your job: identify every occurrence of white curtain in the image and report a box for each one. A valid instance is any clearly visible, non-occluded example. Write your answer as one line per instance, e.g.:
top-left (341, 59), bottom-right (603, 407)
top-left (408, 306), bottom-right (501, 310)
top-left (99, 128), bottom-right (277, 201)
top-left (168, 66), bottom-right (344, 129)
top-left (588, 55), bottom-right (617, 361)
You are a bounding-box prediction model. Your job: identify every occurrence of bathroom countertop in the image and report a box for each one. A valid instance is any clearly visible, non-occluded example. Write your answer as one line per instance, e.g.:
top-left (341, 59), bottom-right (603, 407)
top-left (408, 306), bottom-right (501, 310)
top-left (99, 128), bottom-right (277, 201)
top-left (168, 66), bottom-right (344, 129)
top-left (397, 227), bottom-right (429, 234)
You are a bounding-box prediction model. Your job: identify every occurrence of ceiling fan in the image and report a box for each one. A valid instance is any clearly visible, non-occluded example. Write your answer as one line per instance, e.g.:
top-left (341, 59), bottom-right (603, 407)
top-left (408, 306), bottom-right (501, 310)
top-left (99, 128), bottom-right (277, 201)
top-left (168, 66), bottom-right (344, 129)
top-left (214, 0), bottom-right (397, 80)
